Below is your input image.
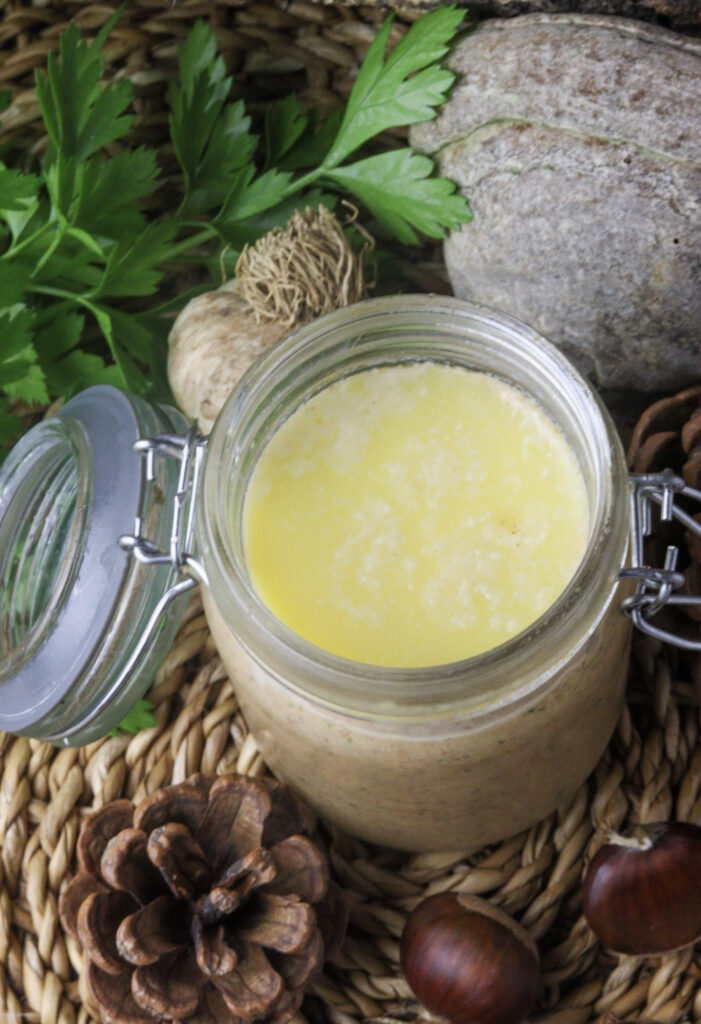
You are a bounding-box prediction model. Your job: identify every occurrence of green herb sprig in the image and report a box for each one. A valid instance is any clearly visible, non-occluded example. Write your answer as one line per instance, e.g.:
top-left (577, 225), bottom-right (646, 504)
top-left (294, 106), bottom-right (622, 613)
top-left (110, 699), bottom-right (157, 736)
top-left (0, 8), bottom-right (471, 455)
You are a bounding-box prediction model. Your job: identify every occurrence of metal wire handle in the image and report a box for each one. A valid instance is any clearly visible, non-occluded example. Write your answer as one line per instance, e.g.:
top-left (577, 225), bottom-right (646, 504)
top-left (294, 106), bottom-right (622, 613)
top-left (48, 430), bottom-right (209, 743)
top-left (118, 427), bottom-right (209, 586)
top-left (619, 470), bottom-right (701, 650)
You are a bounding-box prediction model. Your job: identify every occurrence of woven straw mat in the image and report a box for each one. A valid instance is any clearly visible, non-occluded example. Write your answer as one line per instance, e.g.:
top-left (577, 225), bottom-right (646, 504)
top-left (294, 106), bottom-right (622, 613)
top-left (2, 604), bottom-right (701, 1024)
top-left (2, 2), bottom-right (701, 1024)
top-left (0, 2), bottom-right (426, 151)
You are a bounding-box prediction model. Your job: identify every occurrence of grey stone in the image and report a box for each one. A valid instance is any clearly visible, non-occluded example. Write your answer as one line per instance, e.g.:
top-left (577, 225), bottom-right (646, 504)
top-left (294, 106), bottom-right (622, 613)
top-left (410, 14), bottom-right (701, 391)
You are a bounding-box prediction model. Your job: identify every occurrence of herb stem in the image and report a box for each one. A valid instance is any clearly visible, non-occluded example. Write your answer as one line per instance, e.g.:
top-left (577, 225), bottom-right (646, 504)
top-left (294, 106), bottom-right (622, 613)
top-left (2, 223), bottom-right (54, 260)
top-left (28, 284), bottom-right (82, 303)
top-left (280, 168), bottom-right (322, 197)
top-left (159, 226), bottom-right (218, 263)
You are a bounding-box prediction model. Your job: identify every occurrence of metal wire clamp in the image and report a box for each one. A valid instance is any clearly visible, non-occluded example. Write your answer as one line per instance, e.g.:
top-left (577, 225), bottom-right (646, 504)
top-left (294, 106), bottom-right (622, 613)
top-left (119, 427), bottom-right (209, 587)
top-left (51, 430), bottom-right (209, 744)
top-left (619, 470), bottom-right (701, 650)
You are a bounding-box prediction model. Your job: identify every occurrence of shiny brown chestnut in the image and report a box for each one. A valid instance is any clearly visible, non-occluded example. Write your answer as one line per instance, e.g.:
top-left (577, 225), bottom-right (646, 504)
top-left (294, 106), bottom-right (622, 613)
top-left (582, 821), bottom-right (701, 955)
top-left (399, 892), bottom-right (539, 1024)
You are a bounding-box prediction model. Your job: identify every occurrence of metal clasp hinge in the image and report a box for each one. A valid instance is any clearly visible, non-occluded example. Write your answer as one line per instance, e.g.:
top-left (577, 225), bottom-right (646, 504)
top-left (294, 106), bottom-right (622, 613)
top-left (619, 470), bottom-right (701, 650)
top-left (119, 427), bottom-right (209, 589)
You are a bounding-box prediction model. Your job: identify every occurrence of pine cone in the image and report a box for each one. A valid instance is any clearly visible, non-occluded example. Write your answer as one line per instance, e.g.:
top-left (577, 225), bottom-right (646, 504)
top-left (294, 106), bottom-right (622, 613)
top-left (59, 774), bottom-right (347, 1024)
top-left (627, 383), bottom-right (701, 625)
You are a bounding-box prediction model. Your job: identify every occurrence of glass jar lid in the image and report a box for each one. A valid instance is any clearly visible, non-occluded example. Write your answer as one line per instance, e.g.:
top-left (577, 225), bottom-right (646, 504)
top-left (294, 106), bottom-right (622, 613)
top-left (0, 386), bottom-right (188, 737)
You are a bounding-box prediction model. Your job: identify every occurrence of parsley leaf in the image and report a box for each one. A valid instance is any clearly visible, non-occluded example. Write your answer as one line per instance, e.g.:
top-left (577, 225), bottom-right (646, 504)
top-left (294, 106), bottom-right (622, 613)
top-left (264, 95), bottom-right (309, 168)
top-left (218, 167), bottom-right (294, 233)
top-left (33, 310), bottom-right (85, 364)
top-left (36, 12), bottom-right (131, 162)
top-left (323, 5), bottom-right (465, 168)
top-left (277, 110), bottom-right (344, 172)
top-left (169, 21), bottom-right (256, 215)
top-left (36, 15), bottom-right (133, 213)
top-left (0, 308), bottom-right (49, 404)
top-left (110, 698), bottom-right (158, 736)
top-left (50, 351), bottom-right (122, 397)
top-left (0, 260), bottom-right (34, 307)
top-left (1, 7), bottom-right (472, 467)
top-left (71, 148), bottom-right (158, 237)
top-left (4, 363), bottom-right (50, 406)
top-left (93, 221), bottom-right (179, 299)
top-left (0, 165), bottom-right (41, 211)
top-left (30, 310), bottom-right (119, 396)
top-left (187, 100), bottom-right (256, 217)
top-left (326, 149), bottom-right (472, 244)
top-left (110, 310), bottom-right (171, 400)
top-left (169, 20), bottom-right (230, 183)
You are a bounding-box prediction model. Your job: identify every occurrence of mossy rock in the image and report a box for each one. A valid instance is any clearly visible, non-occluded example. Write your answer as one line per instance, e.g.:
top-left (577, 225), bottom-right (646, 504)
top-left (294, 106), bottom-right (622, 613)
top-left (410, 15), bottom-right (701, 392)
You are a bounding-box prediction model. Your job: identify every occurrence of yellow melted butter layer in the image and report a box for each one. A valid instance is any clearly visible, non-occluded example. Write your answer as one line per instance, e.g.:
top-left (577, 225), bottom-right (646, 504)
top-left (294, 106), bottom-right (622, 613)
top-left (243, 363), bottom-right (589, 667)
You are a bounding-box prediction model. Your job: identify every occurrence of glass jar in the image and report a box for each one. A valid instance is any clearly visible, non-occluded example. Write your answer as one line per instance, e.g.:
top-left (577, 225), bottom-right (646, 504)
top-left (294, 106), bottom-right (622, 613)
top-left (197, 297), bottom-right (631, 850)
top-left (1, 297), bottom-right (696, 850)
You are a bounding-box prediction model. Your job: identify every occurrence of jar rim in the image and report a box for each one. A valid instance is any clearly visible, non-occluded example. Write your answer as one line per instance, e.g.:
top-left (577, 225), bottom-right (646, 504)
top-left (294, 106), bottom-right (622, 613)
top-left (200, 295), bottom-right (630, 718)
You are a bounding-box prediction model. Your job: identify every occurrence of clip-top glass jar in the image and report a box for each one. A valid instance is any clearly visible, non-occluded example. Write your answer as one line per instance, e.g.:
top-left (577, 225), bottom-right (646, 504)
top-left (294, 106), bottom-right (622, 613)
top-left (2, 297), bottom-right (699, 851)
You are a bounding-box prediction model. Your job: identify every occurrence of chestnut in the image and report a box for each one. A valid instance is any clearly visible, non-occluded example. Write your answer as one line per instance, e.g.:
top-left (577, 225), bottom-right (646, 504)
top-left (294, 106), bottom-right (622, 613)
top-left (399, 892), bottom-right (539, 1024)
top-left (582, 821), bottom-right (701, 955)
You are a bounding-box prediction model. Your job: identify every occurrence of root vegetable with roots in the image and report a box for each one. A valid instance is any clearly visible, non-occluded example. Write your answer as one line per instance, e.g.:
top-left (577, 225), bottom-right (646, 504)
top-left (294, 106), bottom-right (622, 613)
top-left (167, 207), bottom-right (368, 433)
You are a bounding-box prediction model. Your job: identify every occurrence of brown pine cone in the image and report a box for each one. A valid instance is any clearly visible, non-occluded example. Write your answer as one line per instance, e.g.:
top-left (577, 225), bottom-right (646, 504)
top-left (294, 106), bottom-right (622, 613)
top-left (627, 383), bottom-right (701, 625)
top-left (58, 774), bottom-right (347, 1024)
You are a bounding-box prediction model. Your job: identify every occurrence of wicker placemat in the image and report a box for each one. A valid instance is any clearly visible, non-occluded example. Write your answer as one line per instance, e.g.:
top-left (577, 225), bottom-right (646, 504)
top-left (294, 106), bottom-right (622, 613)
top-left (0, 1), bottom-right (424, 156)
top-left (2, 4), bottom-right (701, 1023)
top-left (1, 596), bottom-right (700, 1024)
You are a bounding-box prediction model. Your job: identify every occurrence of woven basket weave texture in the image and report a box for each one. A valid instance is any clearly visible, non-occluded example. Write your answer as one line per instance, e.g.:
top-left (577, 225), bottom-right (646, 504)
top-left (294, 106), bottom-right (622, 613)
top-left (1, 1), bottom-right (421, 155)
top-left (2, 607), bottom-right (701, 1024)
top-left (1, 4), bottom-right (701, 1024)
